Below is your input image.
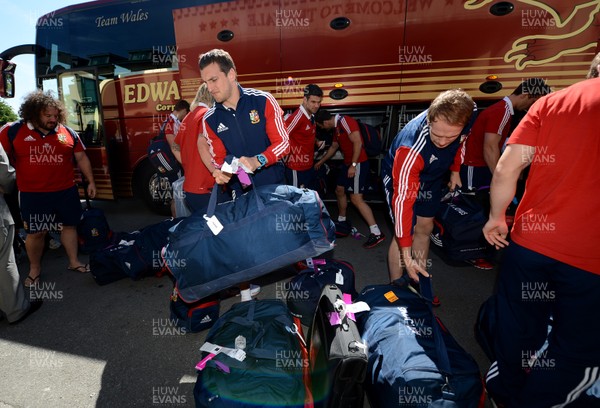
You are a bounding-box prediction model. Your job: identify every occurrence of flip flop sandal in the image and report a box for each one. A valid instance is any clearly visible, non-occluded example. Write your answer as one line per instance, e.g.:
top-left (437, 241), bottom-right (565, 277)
top-left (24, 274), bottom-right (41, 288)
top-left (67, 264), bottom-right (90, 273)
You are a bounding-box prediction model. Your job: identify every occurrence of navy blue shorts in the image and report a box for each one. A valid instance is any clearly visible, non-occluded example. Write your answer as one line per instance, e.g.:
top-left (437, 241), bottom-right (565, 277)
top-left (285, 167), bottom-right (317, 190)
top-left (20, 186), bottom-right (83, 233)
top-left (336, 161), bottom-right (369, 194)
top-left (382, 168), bottom-right (442, 224)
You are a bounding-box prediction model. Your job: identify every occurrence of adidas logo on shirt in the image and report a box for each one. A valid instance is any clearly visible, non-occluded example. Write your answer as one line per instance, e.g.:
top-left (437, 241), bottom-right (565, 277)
top-left (200, 315), bottom-right (212, 324)
top-left (24, 135), bottom-right (36, 142)
top-left (217, 123), bottom-right (229, 133)
top-left (429, 154), bottom-right (438, 164)
top-left (305, 125), bottom-right (311, 130)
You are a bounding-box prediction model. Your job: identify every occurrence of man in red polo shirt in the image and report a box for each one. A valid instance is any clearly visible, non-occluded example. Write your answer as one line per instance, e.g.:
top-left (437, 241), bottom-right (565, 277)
top-left (0, 91), bottom-right (96, 287)
top-left (314, 110), bottom-right (385, 249)
top-left (284, 84), bottom-right (323, 190)
top-left (482, 77), bottom-right (600, 407)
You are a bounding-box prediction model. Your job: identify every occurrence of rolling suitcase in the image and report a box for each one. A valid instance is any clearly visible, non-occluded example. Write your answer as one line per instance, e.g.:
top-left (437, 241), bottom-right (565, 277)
top-left (287, 259), bottom-right (358, 327)
top-left (308, 284), bottom-right (368, 408)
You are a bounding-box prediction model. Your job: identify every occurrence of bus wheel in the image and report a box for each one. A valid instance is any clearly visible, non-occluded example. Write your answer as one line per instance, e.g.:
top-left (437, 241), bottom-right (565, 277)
top-left (135, 160), bottom-right (173, 215)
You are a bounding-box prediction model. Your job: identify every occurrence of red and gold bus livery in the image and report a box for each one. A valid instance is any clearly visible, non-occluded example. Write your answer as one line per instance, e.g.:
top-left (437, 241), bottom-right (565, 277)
top-left (1, 0), bottom-right (597, 213)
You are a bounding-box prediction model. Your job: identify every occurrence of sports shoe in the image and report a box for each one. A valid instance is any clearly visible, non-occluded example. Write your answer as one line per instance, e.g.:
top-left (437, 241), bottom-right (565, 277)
top-left (465, 258), bottom-right (494, 270)
top-left (363, 233), bottom-right (385, 249)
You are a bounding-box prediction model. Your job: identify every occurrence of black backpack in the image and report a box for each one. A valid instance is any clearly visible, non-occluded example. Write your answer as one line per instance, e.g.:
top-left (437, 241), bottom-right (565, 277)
top-left (357, 120), bottom-right (382, 157)
top-left (147, 120), bottom-right (183, 183)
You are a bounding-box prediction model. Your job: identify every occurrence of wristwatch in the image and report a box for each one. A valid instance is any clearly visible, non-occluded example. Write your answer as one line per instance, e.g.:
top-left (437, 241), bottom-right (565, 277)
top-left (256, 154), bottom-right (268, 169)
top-left (351, 162), bottom-right (358, 167)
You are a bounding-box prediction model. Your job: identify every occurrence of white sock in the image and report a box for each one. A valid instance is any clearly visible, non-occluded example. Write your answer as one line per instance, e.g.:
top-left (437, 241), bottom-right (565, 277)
top-left (370, 225), bottom-right (381, 236)
top-left (240, 289), bottom-right (252, 301)
top-left (338, 216), bottom-right (346, 222)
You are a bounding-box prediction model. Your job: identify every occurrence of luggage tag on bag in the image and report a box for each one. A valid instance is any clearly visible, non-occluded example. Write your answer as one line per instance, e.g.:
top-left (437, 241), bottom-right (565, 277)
top-left (204, 214), bottom-right (223, 235)
top-left (196, 342), bottom-right (246, 372)
top-left (335, 269), bottom-right (344, 286)
top-left (328, 297), bottom-right (370, 326)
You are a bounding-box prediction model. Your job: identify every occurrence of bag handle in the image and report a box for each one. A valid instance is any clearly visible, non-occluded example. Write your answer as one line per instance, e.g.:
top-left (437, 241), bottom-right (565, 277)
top-left (205, 167), bottom-right (265, 218)
top-left (418, 276), bottom-right (452, 375)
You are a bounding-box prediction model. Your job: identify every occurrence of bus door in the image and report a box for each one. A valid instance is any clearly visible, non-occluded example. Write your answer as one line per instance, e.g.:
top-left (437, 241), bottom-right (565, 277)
top-left (57, 69), bottom-right (116, 200)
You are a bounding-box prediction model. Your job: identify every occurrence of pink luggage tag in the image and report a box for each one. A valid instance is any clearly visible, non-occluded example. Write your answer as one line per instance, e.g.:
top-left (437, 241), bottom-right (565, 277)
top-left (195, 352), bottom-right (217, 371)
top-left (328, 296), bottom-right (370, 326)
top-left (236, 167), bottom-right (252, 187)
top-left (196, 342), bottom-right (246, 372)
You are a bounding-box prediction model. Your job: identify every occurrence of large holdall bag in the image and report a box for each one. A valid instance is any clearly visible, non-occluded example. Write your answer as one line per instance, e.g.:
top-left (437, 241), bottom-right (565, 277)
top-left (165, 184), bottom-right (336, 302)
top-left (308, 284), bottom-right (368, 408)
top-left (286, 259), bottom-right (358, 327)
top-left (194, 299), bottom-right (308, 407)
top-left (431, 191), bottom-right (493, 262)
top-left (89, 218), bottom-right (178, 285)
top-left (356, 277), bottom-right (485, 408)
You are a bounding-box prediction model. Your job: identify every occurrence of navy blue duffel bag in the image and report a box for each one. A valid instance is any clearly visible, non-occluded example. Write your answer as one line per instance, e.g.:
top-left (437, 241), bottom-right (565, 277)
top-left (164, 184), bottom-right (335, 302)
top-left (356, 277), bottom-right (485, 408)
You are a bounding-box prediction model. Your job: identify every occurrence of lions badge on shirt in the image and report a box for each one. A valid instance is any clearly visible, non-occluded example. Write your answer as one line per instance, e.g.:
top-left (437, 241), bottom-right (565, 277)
top-left (249, 110), bottom-right (260, 125)
top-left (57, 134), bottom-right (68, 144)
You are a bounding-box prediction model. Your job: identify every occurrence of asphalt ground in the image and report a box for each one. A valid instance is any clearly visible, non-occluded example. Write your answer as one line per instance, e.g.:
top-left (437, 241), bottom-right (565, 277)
top-left (0, 195), bottom-right (499, 408)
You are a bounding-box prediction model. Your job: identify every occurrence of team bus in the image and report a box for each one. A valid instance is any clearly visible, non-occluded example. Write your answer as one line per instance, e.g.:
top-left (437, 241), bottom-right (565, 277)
top-left (1, 0), bottom-right (598, 213)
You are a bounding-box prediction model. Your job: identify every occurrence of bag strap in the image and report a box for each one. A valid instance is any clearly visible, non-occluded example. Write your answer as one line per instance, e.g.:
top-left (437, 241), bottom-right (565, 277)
top-left (205, 168), bottom-right (265, 218)
top-left (418, 276), bottom-right (452, 375)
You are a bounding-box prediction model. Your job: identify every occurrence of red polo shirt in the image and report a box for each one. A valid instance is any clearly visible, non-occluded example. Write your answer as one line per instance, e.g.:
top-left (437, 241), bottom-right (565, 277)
top-left (334, 115), bottom-right (368, 165)
top-left (0, 121), bottom-right (85, 192)
top-left (508, 78), bottom-right (600, 274)
top-left (174, 105), bottom-right (213, 194)
top-left (285, 105), bottom-right (316, 171)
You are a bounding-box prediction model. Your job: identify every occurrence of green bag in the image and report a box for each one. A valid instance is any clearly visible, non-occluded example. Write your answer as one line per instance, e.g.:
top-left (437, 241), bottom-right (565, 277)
top-left (194, 299), bottom-right (306, 407)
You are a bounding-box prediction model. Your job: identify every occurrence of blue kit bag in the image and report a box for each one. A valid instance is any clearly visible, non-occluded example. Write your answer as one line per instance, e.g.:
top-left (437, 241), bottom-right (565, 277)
top-left (164, 184), bottom-right (335, 302)
top-left (431, 191), bottom-right (493, 262)
top-left (356, 277), bottom-right (485, 408)
top-left (89, 218), bottom-right (179, 285)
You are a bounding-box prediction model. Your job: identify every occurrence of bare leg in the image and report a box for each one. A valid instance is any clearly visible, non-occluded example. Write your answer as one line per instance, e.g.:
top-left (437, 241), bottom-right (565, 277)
top-left (412, 216), bottom-right (434, 271)
top-left (25, 231), bottom-right (46, 279)
top-left (350, 193), bottom-right (376, 226)
top-left (335, 186), bottom-right (348, 218)
top-left (60, 226), bottom-right (85, 269)
top-left (388, 240), bottom-right (403, 281)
